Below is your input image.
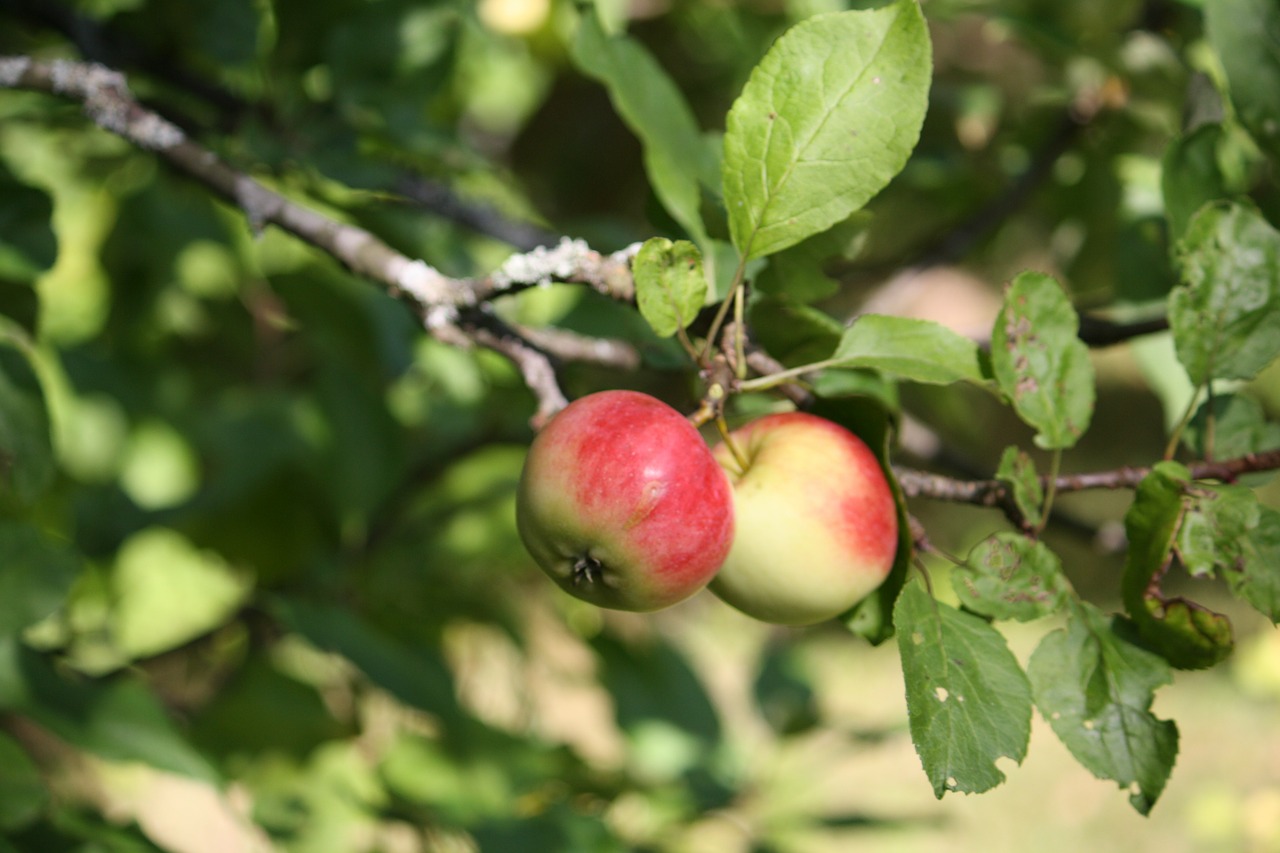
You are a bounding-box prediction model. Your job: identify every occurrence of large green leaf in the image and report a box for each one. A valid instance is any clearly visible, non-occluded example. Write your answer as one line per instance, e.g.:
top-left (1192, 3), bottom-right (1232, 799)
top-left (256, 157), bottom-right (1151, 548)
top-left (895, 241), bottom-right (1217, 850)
top-left (1205, 0), bottom-right (1280, 161)
top-left (0, 522), bottom-right (80, 636)
top-left (895, 580), bottom-right (1032, 797)
top-left (1028, 601), bottom-right (1179, 816)
top-left (831, 314), bottom-right (988, 386)
top-left (722, 0), bottom-right (931, 260)
top-left (1171, 202), bottom-right (1280, 385)
top-left (571, 7), bottom-right (711, 249)
top-left (990, 271), bottom-right (1095, 449)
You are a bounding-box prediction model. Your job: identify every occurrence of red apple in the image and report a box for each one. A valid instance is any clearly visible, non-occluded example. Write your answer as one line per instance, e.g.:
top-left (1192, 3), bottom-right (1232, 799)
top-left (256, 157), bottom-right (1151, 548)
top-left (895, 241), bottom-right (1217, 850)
top-left (516, 390), bottom-right (734, 611)
top-left (711, 412), bottom-right (898, 625)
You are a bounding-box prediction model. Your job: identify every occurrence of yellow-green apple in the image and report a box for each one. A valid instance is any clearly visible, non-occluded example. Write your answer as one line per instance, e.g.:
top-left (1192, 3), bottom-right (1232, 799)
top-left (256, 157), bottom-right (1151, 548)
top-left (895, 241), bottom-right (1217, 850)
top-left (516, 390), bottom-right (734, 611)
top-left (711, 412), bottom-right (898, 625)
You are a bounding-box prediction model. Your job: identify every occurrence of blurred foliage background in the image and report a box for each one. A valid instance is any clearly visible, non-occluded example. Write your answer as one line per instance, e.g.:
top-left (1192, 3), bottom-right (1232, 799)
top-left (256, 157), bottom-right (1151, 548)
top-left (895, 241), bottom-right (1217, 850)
top-left (2, 0), bottom-right (1280, 850)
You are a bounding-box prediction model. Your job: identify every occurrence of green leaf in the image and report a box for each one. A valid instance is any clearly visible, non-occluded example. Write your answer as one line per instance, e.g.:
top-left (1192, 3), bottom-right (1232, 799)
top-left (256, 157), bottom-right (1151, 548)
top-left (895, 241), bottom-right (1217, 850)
top-left (894, 580), bottom-right (1032, 797)
top-left (953, 533), bottom-right (1069, 622)
top-left (753, 644), bottom-right (819, 736)
top-left (1170, 202), bottom-right (1280, 384)
top-left (1180, 482), bottom-right (1280, 622)
top-left (0, 731), bottom-right (46, 832)
top-left (274, 598), bottom-right (464, 727)
top-left (112, 528), bottom-right (252, 660)
top-left (0, 343), bottom-right (55, 505)
top-left (1234, 505), bottom-right (1280, 622)
top-left (746, 296), bottom-right (844, 366)
top-left (990, 271), bottom-right (1095, 449)
top-left (1177, 482), bottom-right (1259, 578)
top-left (632, 238), bottom-right (707, 338)
top-left (0, 522), bottom-right (80, 635)
top-left (571, 8), bottom-right (711, 248)
top-left (1205, 0), bottom-right (1280, 161)
top-left (0, 636), bottom-right (218, 783)
top-left (1028, 601), bottom-right (1179, 816)
top-left (995, 446), bottom-right (1044, 529)
top-left (754, 215), bottom-right (867, 303)
top-left (1121, 462), bottom-right (1234, 670)
top-left (722, 0), bottom-right (932, 260)
top-left (0, 165), bottom-right (56, 282)
top-left (830, 314), bottom-right (987, 387)
top-left (1162, 124), bottom-right (1230, 242)
top-left (1184, 393), bottom-right (1280, 460)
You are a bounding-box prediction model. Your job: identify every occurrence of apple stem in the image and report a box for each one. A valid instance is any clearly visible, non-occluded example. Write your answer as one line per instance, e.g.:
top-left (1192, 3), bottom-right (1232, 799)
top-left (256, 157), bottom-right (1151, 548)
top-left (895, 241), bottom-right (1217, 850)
top-left (715, 415), bottom-right (750, 474)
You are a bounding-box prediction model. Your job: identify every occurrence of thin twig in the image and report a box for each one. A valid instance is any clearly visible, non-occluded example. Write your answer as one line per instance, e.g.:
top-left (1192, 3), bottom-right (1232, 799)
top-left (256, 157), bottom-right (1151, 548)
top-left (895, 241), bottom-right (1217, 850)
top-left (896, 448), bottom-right (1280, 508)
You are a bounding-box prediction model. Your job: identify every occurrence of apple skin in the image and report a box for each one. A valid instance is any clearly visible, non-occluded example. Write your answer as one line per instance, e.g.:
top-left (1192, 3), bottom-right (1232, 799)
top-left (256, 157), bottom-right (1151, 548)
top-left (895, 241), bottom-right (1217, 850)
top-left (710, 412), bottom-right (898, 626)
top-left (516, 390), bottom-right (734, 611)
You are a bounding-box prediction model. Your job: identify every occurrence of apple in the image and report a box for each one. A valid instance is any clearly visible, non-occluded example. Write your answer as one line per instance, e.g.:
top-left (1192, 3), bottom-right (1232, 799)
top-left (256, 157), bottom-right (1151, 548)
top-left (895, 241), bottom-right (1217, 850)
top-left (710, 412), bottom-right (898, 626)
top-left (516, 390), bottom-right (734, 611)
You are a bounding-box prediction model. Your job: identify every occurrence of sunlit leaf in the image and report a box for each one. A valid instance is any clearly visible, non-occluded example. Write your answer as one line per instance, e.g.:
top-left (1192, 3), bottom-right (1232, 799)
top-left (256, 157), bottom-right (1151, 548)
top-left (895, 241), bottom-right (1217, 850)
top-left (112, 528), bottom-right (252, 660)
top-left (722, 0), bottom-right (931, 259)
top-left (895, 580), bottom-right (1032, 797)
top-left (831, 314), bottom-right (987, 386)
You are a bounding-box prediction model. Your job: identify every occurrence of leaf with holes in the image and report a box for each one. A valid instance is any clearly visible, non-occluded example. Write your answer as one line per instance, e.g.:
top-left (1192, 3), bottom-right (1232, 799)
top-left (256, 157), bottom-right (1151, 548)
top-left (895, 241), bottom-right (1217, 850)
top-left (1028, 600), bottom-right (1179, 816)
top-left (991, 271), bottom-right (1094, 449)
top-left (895, 580), bottom-right (1032, 797)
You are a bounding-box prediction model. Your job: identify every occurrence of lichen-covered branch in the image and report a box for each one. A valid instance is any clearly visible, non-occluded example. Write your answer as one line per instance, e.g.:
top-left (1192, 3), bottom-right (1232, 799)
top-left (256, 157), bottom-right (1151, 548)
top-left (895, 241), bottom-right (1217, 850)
top-left (0, 54), bottom-right (645, 423)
